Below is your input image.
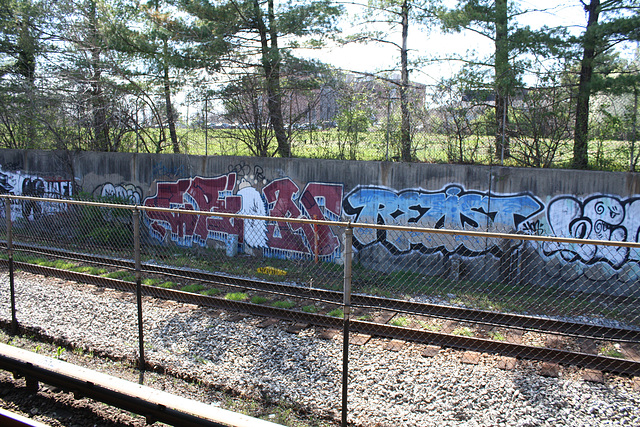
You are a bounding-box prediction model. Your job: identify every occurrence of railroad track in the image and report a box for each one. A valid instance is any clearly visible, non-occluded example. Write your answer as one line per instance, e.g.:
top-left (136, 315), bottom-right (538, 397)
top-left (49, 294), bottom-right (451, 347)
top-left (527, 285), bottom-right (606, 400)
top-left (3, 242), bottom-right (640, 377)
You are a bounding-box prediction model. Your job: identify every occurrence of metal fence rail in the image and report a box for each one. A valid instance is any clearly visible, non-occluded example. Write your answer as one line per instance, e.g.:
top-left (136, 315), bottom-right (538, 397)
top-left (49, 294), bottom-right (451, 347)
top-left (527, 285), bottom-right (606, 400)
top-left (1, 194), bottom-right (639, 425)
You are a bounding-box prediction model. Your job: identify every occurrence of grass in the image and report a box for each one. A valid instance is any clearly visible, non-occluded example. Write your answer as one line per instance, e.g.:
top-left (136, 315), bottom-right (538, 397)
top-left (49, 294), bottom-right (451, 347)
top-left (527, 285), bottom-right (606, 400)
top-left (452, 327), bottom-right (474, 337)
top-left (73, 265), bottom-right (109, 275)
top-left (140, 126), bottom-right (634, 171)
top-left (302, 305), bottom-right (318, 313)
top-left (180, 283), bottom-right (205, 293)
top-left (272, 300), bottom-right (296, 309)
top-left (599, 344), bottom-right (625, 359)
top-left (251, 295), bottom-right (269, 304)
top-left (418, 321), bottom-right (442, 331)
top-left (224, 292), bottom-right (248, 301)
top-left (327, 308), bottom-right (344, 318)
top-left (158, 281), bottom-right (177, 289)
top-left (488, 331), bottom-right (506, 341)
top-left (390, 316), bottom-right (410, 327)
top-left (201, 288), bottom-right (221, 296)
top-left (102, 270), bottom-right (136, 282)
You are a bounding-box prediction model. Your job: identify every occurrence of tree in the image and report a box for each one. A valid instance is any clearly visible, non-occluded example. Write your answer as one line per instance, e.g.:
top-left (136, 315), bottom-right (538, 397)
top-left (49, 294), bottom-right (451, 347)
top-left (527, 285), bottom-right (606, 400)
top-left (587, 49), bottom-right (640, 171)
top-left (47, 0), bottom-right (139, 152)
top-left (0, 0), bottom-right (46, 148)
top-left (431, 74), bottom-right (487, 164)
top-left (110, 0), bottom-right (199, 153)
top-left (335, 77), bottom-right (374, 160)
top-left (359, 0), bottom-right (435, 162)
top-left (221, 72), bottom-right (275, 157)
top-left (508, 85), bottom-right (574, 168)
top-left (438, 0), bottom-right (521, 161)
top-left (180, 0), bottom-right (344, 158)
top-left (572, 0), bottom-right (640, 169)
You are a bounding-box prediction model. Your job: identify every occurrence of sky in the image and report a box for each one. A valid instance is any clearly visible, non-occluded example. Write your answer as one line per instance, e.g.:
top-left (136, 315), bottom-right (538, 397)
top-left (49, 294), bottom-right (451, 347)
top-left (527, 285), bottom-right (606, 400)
top-left (299, 0), bottom-right (590, 87)
top-left (184, 1), bottom-right (638, 117)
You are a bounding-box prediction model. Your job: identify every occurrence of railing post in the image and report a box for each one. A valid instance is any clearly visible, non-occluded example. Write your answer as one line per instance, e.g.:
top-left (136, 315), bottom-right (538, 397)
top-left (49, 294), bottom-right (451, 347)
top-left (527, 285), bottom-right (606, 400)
top-left (313, 215), bottom-right (319, 264)
top-left (133, 208), bottom-right (145, 376)
top-left (5, 197), bottom-right (16, 334)
top-left (341, 225), bottom-right (353, 427)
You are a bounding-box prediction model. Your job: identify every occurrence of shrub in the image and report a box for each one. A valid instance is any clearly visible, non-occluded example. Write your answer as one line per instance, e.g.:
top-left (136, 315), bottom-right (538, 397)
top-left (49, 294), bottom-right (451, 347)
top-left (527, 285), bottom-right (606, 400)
top-left (181, 284), bottom-right (205, 293)
top-left (272, 300), bottom-right (296, 309)
top-left (302, 305), bottom-right (318, 313)
top-left (225, 292), bottom-right (248, 301)
top-left (327, 308), bottom-right (344, 318)
top-left (251, 296), bottom-right (268, 304)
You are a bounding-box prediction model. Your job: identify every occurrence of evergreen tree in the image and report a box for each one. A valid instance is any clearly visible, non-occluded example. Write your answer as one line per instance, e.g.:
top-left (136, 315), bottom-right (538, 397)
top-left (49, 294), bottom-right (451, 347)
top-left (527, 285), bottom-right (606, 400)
top-left (362, 0), bottom-right (436, 162)
top-left (180, 0), bottom-right (344, 158)
top-left (572, 0), bottom-right (640, 169)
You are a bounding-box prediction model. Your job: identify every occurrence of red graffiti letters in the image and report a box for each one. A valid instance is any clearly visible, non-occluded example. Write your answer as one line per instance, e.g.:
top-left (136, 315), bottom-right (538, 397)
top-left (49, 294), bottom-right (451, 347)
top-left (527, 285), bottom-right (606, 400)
top-left (144, 174), bottom-right (242, 246)
top-left (143, 173), bottom-right (343, 259)
top-left (263, 179), bottom-right (342, 257)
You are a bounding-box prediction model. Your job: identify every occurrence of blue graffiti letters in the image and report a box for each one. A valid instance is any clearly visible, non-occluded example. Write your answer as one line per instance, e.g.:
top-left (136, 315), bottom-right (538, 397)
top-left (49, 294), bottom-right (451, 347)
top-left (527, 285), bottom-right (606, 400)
top-left (544, 195), bottom-right (640, 268)
top-left (343, 184), bottom-right (544, 256)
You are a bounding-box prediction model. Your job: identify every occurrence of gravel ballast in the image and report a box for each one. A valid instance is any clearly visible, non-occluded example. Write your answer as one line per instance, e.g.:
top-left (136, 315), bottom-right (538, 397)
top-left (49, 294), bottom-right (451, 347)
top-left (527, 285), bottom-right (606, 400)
top-left (0, 270), bottom-right (639, 427)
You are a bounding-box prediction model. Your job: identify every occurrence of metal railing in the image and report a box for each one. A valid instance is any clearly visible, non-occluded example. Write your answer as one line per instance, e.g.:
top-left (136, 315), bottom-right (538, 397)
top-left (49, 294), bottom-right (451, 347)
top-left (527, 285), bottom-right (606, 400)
top-left (0, 194), bottom-right (639, 425)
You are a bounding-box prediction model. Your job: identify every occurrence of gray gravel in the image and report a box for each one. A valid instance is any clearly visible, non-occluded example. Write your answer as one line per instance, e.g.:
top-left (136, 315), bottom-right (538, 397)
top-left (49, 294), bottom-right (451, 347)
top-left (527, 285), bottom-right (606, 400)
top-left (1, 270), bottom-right (639, 427)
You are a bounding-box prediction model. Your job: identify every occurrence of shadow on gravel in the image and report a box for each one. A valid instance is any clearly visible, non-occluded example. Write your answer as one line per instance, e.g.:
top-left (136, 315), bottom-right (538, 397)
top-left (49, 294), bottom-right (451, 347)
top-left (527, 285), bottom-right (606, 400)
top-left (151, 310), bottom-right (341, 416)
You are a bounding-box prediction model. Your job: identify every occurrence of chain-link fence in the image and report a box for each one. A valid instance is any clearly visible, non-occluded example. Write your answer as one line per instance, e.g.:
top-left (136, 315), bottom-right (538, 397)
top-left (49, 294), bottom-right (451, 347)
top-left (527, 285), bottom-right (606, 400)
top-left (1, 195), bottom-right (639, 424)
top-left (184, 82), bottom-right (639, 173)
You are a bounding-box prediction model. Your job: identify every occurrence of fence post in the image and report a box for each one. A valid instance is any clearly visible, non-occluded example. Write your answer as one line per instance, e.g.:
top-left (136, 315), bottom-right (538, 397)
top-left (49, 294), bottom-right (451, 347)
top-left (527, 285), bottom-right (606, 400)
top-left (341, 225), bottom-right (353, 427)
top-left (133, 208), bottom-right (145, 376)
top-left (4, 197), bottom-right (16, 334)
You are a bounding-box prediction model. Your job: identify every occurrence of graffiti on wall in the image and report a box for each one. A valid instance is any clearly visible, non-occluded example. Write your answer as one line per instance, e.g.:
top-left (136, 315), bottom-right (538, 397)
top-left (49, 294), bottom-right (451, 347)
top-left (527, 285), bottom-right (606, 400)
top-left (0, 167), bottom-right (73, 198)
top-left (343, 184), bottom-right (545, 256)
top-left (262, 178), bottom-right (343, 259)
top-left (0, 166), bottom-right (74, 219)
top-left (5, 156), bottom-right (640, 274)
top-left (93, 183), bottom-right (143, 205)
top-left (143, 172), bottom-right (344, 260)
top-left (228, 162), bottom-right (268, 186)
top-left (152, 163), bottom-right (189, 180)
top-left (543, 195), bottom-right (640, 269)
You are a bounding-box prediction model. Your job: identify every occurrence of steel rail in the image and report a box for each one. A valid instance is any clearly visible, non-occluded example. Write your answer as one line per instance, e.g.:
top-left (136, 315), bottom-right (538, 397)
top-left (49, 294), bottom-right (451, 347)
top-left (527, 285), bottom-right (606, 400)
top-left (4, 243), bottom-right (640, 342)
top-left (3, 261), bottom-right (639, 376)
top-left (0, 343), bottom-right (280, 427)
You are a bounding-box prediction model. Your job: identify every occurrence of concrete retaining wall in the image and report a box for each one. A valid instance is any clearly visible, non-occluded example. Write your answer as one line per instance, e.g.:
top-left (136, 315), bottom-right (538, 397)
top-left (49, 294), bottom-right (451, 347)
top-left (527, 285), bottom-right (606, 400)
top-left (0, 149), bottom-right (639, 296)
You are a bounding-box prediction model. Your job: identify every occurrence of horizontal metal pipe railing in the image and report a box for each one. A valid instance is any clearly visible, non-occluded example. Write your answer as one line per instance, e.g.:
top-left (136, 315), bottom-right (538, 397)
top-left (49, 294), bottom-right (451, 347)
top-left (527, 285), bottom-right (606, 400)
top-left (3, 194), bottom-right (640, 248)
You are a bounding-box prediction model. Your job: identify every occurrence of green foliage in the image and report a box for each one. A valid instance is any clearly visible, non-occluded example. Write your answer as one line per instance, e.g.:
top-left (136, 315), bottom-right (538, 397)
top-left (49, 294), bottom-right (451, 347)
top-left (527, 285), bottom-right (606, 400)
top-left (251, 295), bottom-right (269, 304)
top-left (72, 265), bottom-right (108, 275)
top-left (180, 283), bottom-right (205, 293)
top-left (302, 305), bottom-right (318, 313)
top-left (55, 346), bottom-right (65, 359)
top-left (158, 281), bottom-right (177, 289)
top-left (327, 308), bottom-right (343, 318)
top-left (272, 300), bottom-right (296, 309)
top-left (452, 326), bottom-right (474, 337)
top-left (201, 288), bottom-right (221, 296)
top-left (77, 193), bottom-right (133, 248)
top-left (488, 331), bottom-right (505, 341)
top-left (224, 292), bottom-right (248, 301)
top-left (390, 316), bottom-right (410, 327)
top-left (418, 321), bottom-right (441, 331)
top-left (599, 344), bottom-right (625, 359)
top-left (102, 270), bottom-right (136, 282)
